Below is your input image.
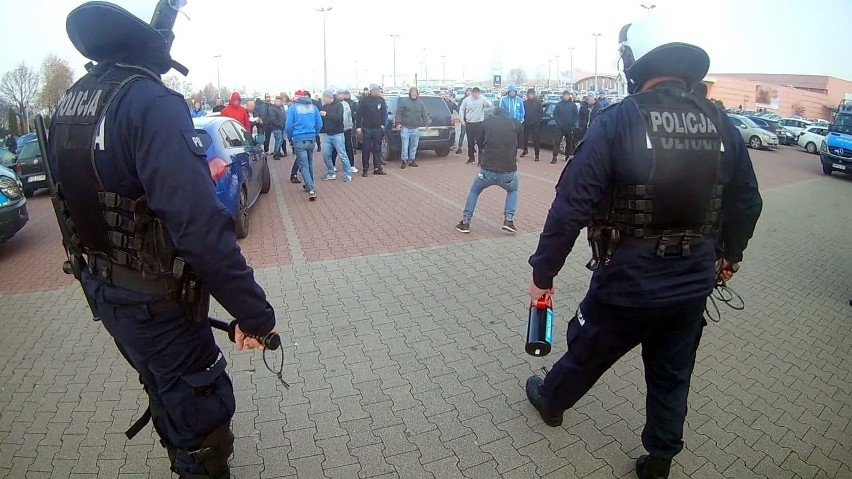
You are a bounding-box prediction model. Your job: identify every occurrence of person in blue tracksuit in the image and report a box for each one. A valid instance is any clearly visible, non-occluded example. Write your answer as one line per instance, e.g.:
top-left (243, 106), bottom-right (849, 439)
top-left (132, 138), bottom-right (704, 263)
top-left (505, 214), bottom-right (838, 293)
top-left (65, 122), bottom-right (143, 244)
top-left (286, 92), bottom-right (324, 200)
top-left (48, 2), bottom-right (278, 477)
top-left (524, 15), bottom-right (762, 479)
top-left (500, 85), bottom-right (525, 122)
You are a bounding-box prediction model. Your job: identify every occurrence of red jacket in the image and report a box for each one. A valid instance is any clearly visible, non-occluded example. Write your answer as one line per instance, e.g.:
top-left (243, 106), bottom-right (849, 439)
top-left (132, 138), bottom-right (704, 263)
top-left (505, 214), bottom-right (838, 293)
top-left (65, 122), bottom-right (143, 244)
top-left (220, 92), bottom-right (251, 132)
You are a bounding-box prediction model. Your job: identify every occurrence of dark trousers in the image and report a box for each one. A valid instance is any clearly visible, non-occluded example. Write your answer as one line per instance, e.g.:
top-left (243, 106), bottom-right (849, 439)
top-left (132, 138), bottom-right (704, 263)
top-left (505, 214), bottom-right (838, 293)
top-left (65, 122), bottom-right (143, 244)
top-left (542, 294), bottom-right (706, 459)
top-left (82, 273), bottom-right (235, 476)
top-left (331, 130), bottom-right (355, 168)
top-left (263, 126), bottom-right (273, 152)
top-left (362, 127), bottom-right (384, 171)
top-left (523, 122), bottom-right (541, 155)
top-left (554, 128), bottom-right (575, 159)
top-left (465, 121), bottom-right (484, 161)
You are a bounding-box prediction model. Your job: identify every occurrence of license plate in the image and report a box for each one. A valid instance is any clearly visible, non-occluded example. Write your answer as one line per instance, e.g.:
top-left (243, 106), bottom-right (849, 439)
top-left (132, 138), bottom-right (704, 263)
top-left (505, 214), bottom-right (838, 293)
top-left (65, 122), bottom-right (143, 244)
top-left (28, 174), bottom-right (46, 182)
top-left (832, 163), bottom-right (846, 170)
top-left (421, 129), bottom-right (439, 137)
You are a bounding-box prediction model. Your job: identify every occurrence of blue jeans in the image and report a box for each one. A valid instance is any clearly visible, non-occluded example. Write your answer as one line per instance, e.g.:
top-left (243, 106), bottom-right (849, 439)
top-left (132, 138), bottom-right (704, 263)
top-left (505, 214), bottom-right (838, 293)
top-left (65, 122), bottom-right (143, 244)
top-left (463, 169), bottom-right (519, 223)
top-left (293, 139), bottom-right (316, 191)
top-left (400, 127), bottom-right (421, 163)
top-left (273, 129), bottom-right (284, 155)
top-left (322, 133), bottom-right (353, 174)
top-left (457, 123), bottom-right (466, 148)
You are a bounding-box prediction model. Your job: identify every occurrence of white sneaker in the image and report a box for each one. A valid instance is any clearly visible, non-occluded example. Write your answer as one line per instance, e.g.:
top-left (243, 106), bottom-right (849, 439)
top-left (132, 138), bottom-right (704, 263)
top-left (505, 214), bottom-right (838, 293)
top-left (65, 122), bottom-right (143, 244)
top-left (350, 167), bottom-right (359, 173)
top-left (322, 174), bottom-right (337, 181)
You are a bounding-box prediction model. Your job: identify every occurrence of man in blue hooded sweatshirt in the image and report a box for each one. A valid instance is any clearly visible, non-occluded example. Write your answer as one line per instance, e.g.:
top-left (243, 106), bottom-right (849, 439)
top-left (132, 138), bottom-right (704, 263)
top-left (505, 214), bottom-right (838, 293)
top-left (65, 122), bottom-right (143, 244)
top-left (500, 85), bottom-right (525, 122)
top-left (286, 92), bottom-right (324, 201)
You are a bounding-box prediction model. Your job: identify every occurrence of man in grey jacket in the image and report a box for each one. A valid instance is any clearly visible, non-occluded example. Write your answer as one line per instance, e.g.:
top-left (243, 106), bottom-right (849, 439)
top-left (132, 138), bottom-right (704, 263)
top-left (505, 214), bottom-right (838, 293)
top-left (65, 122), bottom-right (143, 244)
top-left (269, 98), bottom-right (286, 159)
top-left (395, 87), bottom-right (431, 168)
top-left (458, 87), bottom-right (493, 164)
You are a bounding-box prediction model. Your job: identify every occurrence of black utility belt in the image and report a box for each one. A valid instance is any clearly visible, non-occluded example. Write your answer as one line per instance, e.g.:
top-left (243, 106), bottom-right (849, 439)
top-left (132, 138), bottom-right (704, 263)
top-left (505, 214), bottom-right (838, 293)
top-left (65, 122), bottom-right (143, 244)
top-left (88, 256), bottom-right (177, 297)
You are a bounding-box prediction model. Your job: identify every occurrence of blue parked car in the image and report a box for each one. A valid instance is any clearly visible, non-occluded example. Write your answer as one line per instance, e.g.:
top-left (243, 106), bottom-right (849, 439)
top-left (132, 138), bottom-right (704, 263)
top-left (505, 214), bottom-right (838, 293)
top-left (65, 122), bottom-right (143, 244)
top-left (192, 116), bottom-right (271, 238)
top-left (0, 164), bottom-right (29, 244)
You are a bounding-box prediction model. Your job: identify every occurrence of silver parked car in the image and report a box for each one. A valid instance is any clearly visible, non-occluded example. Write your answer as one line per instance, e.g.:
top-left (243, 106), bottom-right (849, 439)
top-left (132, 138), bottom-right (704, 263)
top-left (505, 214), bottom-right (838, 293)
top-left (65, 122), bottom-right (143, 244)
top-left (728, 114), bottom-right (778, 149)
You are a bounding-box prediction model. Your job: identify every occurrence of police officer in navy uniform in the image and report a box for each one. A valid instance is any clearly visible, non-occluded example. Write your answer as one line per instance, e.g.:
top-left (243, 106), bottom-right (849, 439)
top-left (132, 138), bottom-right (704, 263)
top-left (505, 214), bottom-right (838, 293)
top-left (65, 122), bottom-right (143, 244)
top-left (47, 2), bottom-right (277, 478)
top-left (524, 15), bottom-right (762, 479)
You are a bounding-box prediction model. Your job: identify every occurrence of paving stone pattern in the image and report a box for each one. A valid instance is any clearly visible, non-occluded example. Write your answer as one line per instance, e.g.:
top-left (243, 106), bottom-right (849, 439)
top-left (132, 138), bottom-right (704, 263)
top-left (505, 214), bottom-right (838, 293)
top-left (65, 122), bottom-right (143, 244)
top-left (0, 147), bottom-right (849, 478)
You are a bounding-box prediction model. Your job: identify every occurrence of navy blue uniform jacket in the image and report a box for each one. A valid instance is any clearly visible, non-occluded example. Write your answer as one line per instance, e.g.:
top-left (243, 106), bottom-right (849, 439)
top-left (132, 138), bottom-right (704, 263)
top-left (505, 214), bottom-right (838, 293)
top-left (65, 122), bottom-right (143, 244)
top-left (529, 91), bottom-right (763, 308)
top-left (49, 78), bottom-right (275, 335)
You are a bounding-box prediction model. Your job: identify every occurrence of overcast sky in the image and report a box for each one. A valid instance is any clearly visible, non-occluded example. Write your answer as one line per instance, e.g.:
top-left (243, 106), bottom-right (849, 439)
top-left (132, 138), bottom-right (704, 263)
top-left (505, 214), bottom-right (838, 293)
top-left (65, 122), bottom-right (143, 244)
top-left (2, 0), bottom-right (851, 95)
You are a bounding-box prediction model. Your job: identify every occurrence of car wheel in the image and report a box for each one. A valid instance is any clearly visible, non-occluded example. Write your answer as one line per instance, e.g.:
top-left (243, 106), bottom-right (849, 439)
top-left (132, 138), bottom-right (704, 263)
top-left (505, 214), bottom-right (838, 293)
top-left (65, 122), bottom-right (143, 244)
top-left (435, 147), bottom-right (451, 157)
top-left (381, 136), bottom-right (398, 161)
top-left (23, 189), bottom-right (33, 198)
top-left (805, 142), bottom-right (817, 154)
top-left (749, 136), bottom-right (762, 149)
top-left (235, 187), bottom-right (249, 239)
top-left (822, 163), bottom-right (833, 175)
top-left (260, 158), bottom-right (271, 193)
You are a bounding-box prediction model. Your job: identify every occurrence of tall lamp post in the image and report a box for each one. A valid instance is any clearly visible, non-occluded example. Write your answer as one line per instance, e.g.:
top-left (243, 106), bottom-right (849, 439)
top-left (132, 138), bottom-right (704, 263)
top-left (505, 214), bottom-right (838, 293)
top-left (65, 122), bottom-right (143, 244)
top-left (213, 54), bottom-right (222, 98)
top-left (556, 55), bottom-right (560, 87)
top-left (568, 47), bottom-right (574, 90)
top-left (316, 7), bottom-right (332, 90)
top-left (423, 48), bottom-right (428, 86)
top-left (640, 3), bottom-right (656, 14)
top-left (355, 60), bottom-right (358, 90)
top-left (547, 60), bottom-right (552, 87)
top-left (390, 34), bottom-right (399, 87)
top-left (441, 55), bottom-right (446, 84)
top-left (592, 34), bottom-right (601, 94)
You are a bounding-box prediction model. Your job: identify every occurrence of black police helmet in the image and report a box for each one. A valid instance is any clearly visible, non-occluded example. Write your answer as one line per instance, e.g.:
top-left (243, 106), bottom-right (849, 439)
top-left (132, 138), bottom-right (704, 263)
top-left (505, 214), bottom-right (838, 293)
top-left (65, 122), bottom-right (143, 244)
top-left (67, 1), bottom-right (179, 75)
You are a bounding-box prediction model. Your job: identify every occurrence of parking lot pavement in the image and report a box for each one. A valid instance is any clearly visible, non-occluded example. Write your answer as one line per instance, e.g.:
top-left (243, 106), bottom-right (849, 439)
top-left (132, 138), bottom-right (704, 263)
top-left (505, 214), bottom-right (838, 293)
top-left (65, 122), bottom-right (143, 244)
top-left (0, 145), bottom-right (849, 478)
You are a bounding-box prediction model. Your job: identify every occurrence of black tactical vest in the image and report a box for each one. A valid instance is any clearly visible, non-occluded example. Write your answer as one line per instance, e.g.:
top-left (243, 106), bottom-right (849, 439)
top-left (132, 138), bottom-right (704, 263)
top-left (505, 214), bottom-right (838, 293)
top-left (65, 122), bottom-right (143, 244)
top-left (597, 89), bottom-right (728, 256)
top-left (51, 64), bottom-right (181, 296)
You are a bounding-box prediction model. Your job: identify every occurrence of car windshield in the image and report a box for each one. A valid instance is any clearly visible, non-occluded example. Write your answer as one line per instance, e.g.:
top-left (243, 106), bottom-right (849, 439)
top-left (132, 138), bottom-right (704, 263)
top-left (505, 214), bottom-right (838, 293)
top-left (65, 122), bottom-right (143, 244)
top-left (830, 114), bottom-right (852, 135)
top-left (17, 141), bottom-right (40, 160)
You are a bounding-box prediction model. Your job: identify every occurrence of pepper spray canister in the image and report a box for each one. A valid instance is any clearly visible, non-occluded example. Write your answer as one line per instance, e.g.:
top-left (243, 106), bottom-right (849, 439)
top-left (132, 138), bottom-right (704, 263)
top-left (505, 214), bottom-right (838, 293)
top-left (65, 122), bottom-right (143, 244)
top-left (525, 295), bottom-right (554, 357)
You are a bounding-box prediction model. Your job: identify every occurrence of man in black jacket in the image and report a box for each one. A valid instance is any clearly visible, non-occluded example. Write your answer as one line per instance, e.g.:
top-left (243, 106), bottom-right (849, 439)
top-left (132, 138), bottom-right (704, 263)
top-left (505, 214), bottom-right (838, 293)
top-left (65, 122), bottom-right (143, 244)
top-left (521, 88), bottom-right (544, 160)
top-left (355, 84), bottom-right (388, 176)
top-left (455, 107), bottom-right (524, 234)
top-left (256, 94), bottom-right (274, 153)
top-left (552, 90), bottom-right (579, 163)
top-left (577, 93), bottom-right (601, 141)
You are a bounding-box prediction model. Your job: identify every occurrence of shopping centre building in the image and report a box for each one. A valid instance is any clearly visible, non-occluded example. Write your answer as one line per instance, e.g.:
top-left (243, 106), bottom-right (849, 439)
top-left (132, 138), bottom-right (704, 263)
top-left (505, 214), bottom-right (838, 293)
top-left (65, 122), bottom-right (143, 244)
top-left (703, 73), bottom-right (852, 121)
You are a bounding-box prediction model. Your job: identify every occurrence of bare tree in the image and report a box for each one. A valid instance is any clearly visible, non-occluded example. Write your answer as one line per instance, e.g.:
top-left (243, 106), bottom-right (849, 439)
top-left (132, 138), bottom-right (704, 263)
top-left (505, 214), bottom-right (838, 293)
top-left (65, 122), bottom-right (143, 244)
top-left (193, 82), bottom-right (218, 106)
top-left (508, 67), bottom-right (527, 86)
top-left (163, 74), bottom-right (193, 98)
top-left (39, 54), bottom-right (75, 116)
top-left (0, 63), bottom-right (41, 133)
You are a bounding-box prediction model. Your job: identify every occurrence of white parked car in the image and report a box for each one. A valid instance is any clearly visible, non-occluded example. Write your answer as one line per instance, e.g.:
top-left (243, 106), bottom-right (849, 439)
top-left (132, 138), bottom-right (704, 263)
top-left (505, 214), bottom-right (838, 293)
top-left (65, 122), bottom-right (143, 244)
top-left (779, 117), bottom-right (813, 137)
top-left (798, 125), bottom-right (828, 154)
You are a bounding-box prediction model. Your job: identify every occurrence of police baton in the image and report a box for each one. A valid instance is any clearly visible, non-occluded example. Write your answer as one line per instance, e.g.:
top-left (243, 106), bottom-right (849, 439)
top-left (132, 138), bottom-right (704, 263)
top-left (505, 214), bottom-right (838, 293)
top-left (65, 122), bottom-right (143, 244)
top-left (208, 318), bottom-right (281, 350)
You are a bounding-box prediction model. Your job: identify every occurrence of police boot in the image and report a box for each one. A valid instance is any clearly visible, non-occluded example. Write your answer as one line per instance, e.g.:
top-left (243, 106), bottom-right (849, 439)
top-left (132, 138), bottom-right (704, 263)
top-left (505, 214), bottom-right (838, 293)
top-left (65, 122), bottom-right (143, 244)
top-left (635, 455), bottom-right (671, 479)
top-left (180, 424), bottom-right (234, 479)
top-left (525, 376), bottom-right (564, 427)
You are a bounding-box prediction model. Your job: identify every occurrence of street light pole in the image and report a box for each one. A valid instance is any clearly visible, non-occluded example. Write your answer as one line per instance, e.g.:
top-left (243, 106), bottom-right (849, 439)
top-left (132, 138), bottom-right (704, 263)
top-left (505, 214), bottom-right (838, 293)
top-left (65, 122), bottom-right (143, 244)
top-left (316, 7), bottom-right (332, 91)
top-left (390, 34), bottom-right (399, 87)
top-left (213, 54), bottom-right (222, 98)
top-left (547, 60), bottom-right (552, 88)
top-left (556, 55), bottom-right (560, 87)
top-left (423, 48), bottom-right (428, 86)
top-left (640, 3), bottom-right (656, 14)
top-left (592, 34), bottom-right (601, 94)
top-left (568, 47), bottom-right (574, 90)
top-left (355, 60), bottom-right (358, 91)
top-left (441, 55), bottom-right (446, 84)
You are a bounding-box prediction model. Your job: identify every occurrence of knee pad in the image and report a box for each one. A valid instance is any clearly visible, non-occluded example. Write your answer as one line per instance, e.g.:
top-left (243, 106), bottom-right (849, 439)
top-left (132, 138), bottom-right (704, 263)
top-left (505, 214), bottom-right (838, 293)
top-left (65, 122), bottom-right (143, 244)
top-left (176, 423), bottom-right (234, 479)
